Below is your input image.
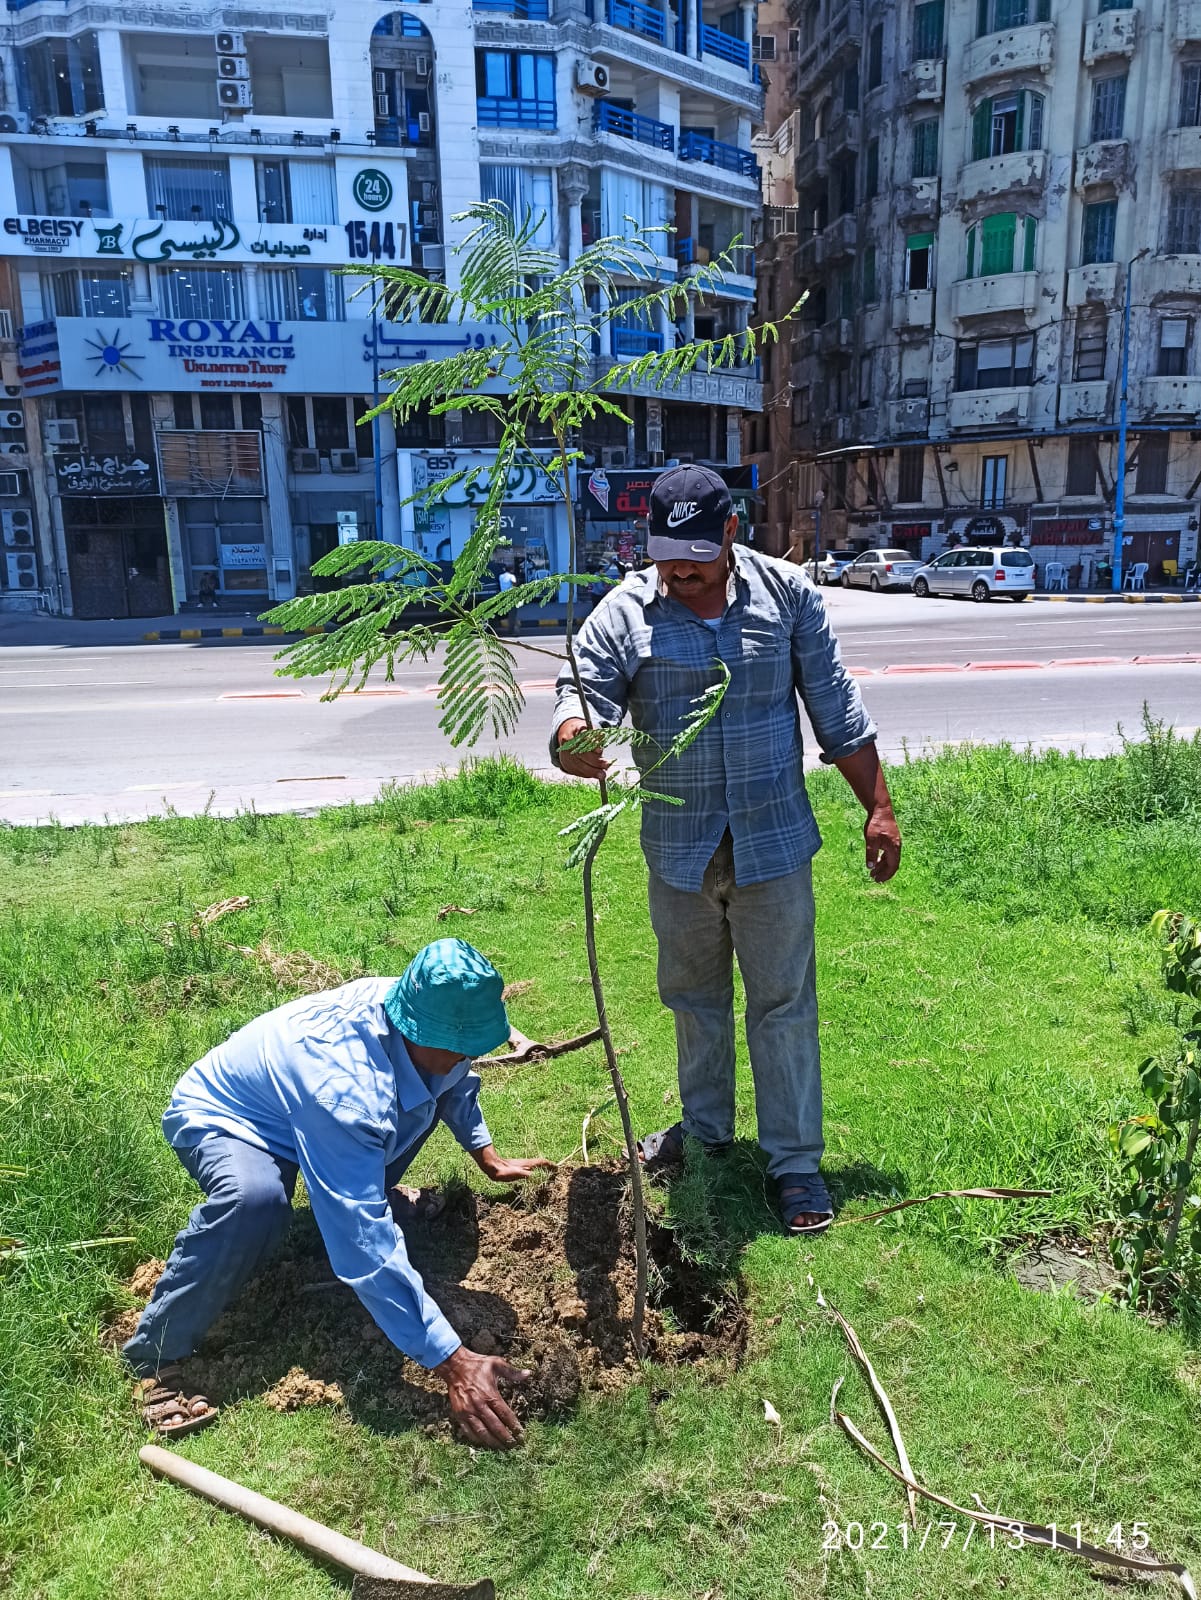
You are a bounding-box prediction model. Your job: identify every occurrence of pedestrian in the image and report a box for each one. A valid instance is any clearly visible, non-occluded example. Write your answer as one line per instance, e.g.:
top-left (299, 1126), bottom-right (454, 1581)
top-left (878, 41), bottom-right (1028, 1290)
top-left (550, 465), bottom-right (901, 1236)
top-left (124, 940), bottom-right (553, 1449)
top-left (497, 564), bottom-right (519, 635)
top-left (197, 570), bottom-right (219, 611)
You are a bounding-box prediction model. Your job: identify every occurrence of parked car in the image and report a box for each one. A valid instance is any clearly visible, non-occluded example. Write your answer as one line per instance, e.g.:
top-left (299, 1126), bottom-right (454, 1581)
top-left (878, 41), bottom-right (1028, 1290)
top-left (840, 548), bottom-right (924, 592)
top-left (807, 549), bottom-right (859, 585)
top-left (911, 546), bottom-right (1036, 602)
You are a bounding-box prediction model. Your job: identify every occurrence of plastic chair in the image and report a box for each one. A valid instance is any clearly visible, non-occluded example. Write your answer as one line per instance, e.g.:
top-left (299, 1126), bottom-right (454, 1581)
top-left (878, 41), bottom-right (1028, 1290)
top-left (1185, 564), bottom-right (1199, 592)
top-left (1123, 562), bottom-right (1148, 591)
top-left (1043, 561), bottom-right (1068, 592)
top-left (1162, 559), bottom-right (1179, 584)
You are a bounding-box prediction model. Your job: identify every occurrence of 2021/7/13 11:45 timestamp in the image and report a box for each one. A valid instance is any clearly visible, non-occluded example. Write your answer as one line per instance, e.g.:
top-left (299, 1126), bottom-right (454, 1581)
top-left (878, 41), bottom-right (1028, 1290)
top-left (821, 1522), bottom-right (1153, 1554)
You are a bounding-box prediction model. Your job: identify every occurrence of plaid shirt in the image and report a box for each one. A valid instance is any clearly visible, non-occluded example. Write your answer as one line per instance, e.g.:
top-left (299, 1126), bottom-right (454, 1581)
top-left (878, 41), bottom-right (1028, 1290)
top-left (551, 546), bottom-right (877, 892)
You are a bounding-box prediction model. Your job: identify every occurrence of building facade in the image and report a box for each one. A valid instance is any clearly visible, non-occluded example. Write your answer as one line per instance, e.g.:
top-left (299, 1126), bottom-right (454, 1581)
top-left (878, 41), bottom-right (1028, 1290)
top-left (0, 0), bottom-right (762, 617)
top-left (782, 0), bottom-right (1201, 584)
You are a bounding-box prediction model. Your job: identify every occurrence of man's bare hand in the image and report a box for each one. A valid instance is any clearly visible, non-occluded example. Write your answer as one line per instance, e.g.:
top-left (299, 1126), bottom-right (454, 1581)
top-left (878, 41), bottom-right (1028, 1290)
top-left (556, 717), bottom-right (610, 781)
top-left (480, 1154), bottom-right (556, 1183)
top-left (435, 1346), bottom-right (529, 1449)
top-left (865, 804), bottom-right (902, 883)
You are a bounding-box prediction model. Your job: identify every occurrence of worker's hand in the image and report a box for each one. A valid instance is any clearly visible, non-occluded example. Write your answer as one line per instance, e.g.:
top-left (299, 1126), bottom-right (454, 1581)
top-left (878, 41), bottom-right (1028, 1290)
top-left (435, 1346), bottom-right (529, 1450)
top-left (864, 803), bottom-right (902, 883)
top-left (478, 1152), bottom-right (556, 1184)
top-left (556, 718), bottom-right (610, 781)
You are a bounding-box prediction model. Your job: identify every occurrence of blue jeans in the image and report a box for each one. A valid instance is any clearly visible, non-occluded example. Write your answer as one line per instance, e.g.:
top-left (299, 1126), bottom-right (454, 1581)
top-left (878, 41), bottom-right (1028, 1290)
top-left (646, 833), bottom-right (823, 1180)
top-left (123, 1129), bottom-right (432, 1378)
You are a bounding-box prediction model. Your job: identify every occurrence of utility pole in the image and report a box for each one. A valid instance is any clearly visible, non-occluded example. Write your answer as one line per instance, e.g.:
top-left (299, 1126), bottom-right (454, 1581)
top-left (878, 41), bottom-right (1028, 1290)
top-left (1111, 248), bottom-right (1148, 592)
top-left (371, 243), bottom-right (384, 541)
top-left (813, 487), bottom-right (825, 582)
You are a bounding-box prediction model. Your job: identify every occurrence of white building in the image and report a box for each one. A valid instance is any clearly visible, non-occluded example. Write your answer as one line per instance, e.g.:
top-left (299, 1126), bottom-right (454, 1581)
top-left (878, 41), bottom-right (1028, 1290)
top-left (0, 0), bottom-right (762, 618)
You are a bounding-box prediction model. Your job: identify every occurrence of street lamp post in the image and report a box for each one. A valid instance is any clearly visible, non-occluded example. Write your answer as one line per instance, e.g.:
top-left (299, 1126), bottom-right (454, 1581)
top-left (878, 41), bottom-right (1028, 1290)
top-left (1111, 248), bottom-right (1149, 593)
top-left (813, 488), bottom-right (825, 583)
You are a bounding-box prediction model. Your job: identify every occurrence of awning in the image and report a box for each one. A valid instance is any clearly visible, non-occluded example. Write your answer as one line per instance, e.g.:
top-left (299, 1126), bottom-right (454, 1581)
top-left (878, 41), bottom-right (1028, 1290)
top-left (810, 423), bottom-right (1184, 461)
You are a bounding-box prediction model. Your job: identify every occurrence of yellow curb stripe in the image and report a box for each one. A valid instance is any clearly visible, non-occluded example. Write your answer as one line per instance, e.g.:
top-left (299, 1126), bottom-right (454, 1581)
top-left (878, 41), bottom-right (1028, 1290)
top-left (143, 631), bottom-right (160, 641)
top-left (179, 628), bottom-right (202, 639)
top-left (220, 628), bottom-right (243, 637)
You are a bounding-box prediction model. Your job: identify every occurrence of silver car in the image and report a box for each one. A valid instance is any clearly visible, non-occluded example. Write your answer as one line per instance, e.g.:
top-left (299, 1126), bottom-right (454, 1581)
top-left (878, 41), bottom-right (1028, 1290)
top-left (911, 546), bottom-right (1036, 602)
top-left (808, 549), bottom-right (859, 585)
top-left (840, 548), bottom-right (924, 592)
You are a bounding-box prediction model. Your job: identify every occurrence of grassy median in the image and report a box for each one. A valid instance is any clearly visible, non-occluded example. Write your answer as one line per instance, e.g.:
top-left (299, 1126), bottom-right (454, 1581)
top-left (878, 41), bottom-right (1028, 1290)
top-left (2, 730), bottom-right (1201, 1600)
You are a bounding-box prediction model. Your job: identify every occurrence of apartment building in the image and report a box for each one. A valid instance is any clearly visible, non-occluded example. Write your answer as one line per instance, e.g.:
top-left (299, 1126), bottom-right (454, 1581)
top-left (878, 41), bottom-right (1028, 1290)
top-left (782, 0), bottom-right (1201, 584)
top-left (0, 0), bottom-right (761, 618)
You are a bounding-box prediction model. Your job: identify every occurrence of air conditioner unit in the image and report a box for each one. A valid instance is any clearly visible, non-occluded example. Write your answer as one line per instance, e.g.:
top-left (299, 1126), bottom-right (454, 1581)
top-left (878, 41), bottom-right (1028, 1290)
top-left (646, 422), bottom-right (663, 454)
top-left (417, 243), bottom-right (445, 270)
top-left (575, 60), bottom-right (611, 95)
top-left (419, 204), bottom-right (439, 228)
top-left (2, 508), bottom-right (33, 547)
top-left (217, 56), bottom-right (251, 80)
top-left (375, 94), bottom-right (391, 118)
top-left (421, 181), bottom-right (437, 203)
top-left (290, 448), bottom-right (321, 473)
top-left (834, 416), bottom-right (851, 441)
top-left (44, 418), bottom-right (80, 447)
top-left (2, 443), bottom-right (27, 459)
top-left (329, 448), bottom-right (359, 473)
top-left (374, 70), bottom-right (389, 94)
top-left (417, 111), bottom-right (432, 133)
top-left (5, 551), bottom-right (37, 590)
top-left (4, 386), bottom-right (20, 399)
top-left (414, 54), bottom-right (431, 78)
top-left (218, 81), bottom-right (253, 109)
top-left (601, 446), bottom-right (627, 467)
top-left (215, 31), bottom-right (247, 55)
top-left (0, 471), bottom-right (28, 497)
top-left (2, 410), bottom-right (24, 431)
top-left (0, 113), bottom-right (30, 135)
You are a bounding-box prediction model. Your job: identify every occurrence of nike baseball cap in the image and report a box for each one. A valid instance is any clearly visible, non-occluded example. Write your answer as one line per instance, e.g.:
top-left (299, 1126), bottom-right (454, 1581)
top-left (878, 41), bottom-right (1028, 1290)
top-left (647, 464), bottom-right (733, 562)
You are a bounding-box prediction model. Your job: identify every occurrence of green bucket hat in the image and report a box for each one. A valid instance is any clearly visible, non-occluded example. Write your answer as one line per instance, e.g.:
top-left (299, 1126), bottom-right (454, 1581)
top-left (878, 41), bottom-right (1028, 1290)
top-left (384, 939), bottom-right (509, 1057)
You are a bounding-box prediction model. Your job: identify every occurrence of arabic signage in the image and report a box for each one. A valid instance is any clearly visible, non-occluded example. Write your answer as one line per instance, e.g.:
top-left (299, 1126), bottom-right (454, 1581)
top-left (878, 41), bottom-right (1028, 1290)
top-left (1030, 516), bottom-right (1106, 546)
top-left (219, 543), bottom-right (268, 568)
top-left (0, 213), bottom-right (408, 267)
top-left (411, 451), bottom-right (560, 507)
top-left (17, 321), bottom-right (61, 393)
top-left (583, 469), bottom-right (658, 521)
top-left (54, 451), bottom-right (157, 496)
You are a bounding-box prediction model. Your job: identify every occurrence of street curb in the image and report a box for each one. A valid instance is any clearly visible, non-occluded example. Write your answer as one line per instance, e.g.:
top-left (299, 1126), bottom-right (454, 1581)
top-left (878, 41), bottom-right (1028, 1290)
top-left (1038, 592), bottom-right (1200, 603)
top-left (141, 618), bottom-right (566, 642)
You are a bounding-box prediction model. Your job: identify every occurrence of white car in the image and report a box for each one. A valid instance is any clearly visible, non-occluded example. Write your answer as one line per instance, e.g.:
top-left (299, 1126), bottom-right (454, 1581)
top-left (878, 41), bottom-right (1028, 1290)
top-left (911, 546), bottom-right (1036, 602)
top-left (840, 548), bottom-right (924, 592)
top-left (808, 549), bottom-right (859, 585)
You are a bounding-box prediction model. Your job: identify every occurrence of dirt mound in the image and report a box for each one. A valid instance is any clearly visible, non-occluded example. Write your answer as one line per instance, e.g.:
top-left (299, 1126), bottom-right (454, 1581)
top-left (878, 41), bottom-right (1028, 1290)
top-left (116, 1164), bottom-right (745, 1435)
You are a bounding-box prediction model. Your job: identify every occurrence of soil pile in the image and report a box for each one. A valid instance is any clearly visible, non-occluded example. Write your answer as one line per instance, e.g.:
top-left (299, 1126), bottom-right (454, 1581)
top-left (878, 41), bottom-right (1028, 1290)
top-left (114, 1163), bottom-right (745, 1434)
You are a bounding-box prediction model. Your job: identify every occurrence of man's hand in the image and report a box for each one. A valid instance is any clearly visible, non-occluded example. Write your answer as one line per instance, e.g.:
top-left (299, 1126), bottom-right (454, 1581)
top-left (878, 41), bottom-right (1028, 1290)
top-left (556, 717), bottom-right (610, 781)
top-left (434, 1346), bottom-right (530, 1449)
top-left (864, 804), bottom-right (902, 883)
top-left (473, 1145), bottom-right (555, 1184)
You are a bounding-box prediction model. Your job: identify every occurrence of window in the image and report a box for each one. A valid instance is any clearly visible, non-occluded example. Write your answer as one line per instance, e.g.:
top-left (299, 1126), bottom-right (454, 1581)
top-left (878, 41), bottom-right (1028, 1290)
top-left (862, 244), bottom-right (878, 303)
top-left (1181, 61), bottom-right (1201, 127)
top-left (1167, 186), bottom-right (1201, 253)
top-left (868, 24), bottom-right (884, 89)
top-left (145, 158), bottom-right (233, 222)
top-left (123, 33), bottom-right (218, 118)
top-left (81, 269), bottom-right (132, 317)
top-left (16, 32), bottom-right (102, 117)
top-left (837, 158), bottom-right (857, 216)
top-left (161, 267), bottom-right (246, 320)
top-left (246, 36), bottom-right (333, 117)
top-left (792, 387), bottom-right (811, 425)
top-left (12, 156), bottom-right (108, 219)
top-left (912, 118), bottom-right (939, 178)
top-left (254, 160), bottom-right (337, 225)
top-left (906, 232), bottom-right (933, 289)
top-left (752, 33), bottom-right (777, 59)
top-left (1090, 74), bottom-right (1127, 142)
top-left (843, 61), bottom-right (859, 111)
top-left (864, 139), bottom-right (880, 200)
top-left (981, 455), bottom-right (1008, 509)
top-left (481, 165), bottom-right (555, 249)
top-left (838, 268), bottom-right (854, 320)
top-left (956, 334), bottom-right (1035, 389)
top-left (913, 0), bottom-right (945, 59)
top-left (898, 447), bottom-right (925, 501)
top-left (858, 353), bottom-right (873, 406)
top-left (313, 397), bottom-right (351, 453)
top-left (1159, 317), bottom-right (1190, 376)
top-left (40, 271), bottom-right (80, 320)
top-left (977, 0), bottom-right (1050, 36)
top-left (970, 91), bottom-right (1043, 159)
top-left (966, 213), bottom-right (1036, 276)
top-left (198, 394), bottom-right (236, 431)
top-left (1074, 316), bottom-right (1107, 381)
top-left (260, 268), bottom-right (345, 322)
top-left (1066, 437), bottom-right (1098, 496)
top-left (1135, 433), bottom-right (1169, 495)
top-left (1082, 199), bottom-right (1117, 265)
top-left (476, 51), bottom-right (556, 129)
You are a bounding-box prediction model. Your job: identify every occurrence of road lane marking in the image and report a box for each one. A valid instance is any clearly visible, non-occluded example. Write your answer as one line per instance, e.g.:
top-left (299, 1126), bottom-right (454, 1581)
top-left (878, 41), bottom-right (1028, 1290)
top-left (218, 690), bottom-right (307, 700)
top-left (124, 782), bottom-right (208, 792)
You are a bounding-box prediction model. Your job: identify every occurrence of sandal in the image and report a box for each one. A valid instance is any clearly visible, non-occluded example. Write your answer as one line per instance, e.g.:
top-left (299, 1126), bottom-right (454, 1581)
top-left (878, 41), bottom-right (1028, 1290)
top-left (388, 1184), bottom-right (448, 1226)
top-left (636, 1123), bottom-right (733, 1170)
top-left (138, 1364), bottom-right (218, 1438)
top-left (778, 1172), bottom-right (834, 1235)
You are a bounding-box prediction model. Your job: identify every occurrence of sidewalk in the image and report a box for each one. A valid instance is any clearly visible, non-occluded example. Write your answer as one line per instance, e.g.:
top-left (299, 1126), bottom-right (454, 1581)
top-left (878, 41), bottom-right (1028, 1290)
top-left (1036, 588), bottom-right (1201, 603)
top-left (0, 608), bottom-right (270, 649)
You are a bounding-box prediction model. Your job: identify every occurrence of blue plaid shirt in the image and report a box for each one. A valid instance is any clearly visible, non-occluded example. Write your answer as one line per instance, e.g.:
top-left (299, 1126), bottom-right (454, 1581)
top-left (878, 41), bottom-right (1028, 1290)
top-left (551, 547), bottom-right (877, 891)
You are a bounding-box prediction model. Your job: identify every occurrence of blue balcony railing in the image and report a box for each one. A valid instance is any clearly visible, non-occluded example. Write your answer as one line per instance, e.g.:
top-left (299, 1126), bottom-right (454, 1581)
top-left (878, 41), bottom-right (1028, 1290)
top-left (593, 100), bottom-right (674, 151)
top-left (476, 96), bottom-right (557, 130)
top-left (678, 130), bottom-right (759, 180)
top-left (613, 327), bottom-right (665, 356)
top-left (472, 0), bottom-right (551, 15)
top-left (700, 23), bottom-right (750, 68)
top-left (606, 0), bottom-right (668, 45)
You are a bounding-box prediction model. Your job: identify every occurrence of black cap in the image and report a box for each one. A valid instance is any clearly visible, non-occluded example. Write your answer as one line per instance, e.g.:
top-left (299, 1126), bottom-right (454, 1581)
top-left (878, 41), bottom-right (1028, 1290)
top-left (647, 464), bottom-right (733, 561)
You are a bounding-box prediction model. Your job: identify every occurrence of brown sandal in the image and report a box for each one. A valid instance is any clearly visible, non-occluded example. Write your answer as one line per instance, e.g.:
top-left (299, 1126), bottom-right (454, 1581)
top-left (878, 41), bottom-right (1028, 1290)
top-left (138, 1365), bottom-right (218, 1438)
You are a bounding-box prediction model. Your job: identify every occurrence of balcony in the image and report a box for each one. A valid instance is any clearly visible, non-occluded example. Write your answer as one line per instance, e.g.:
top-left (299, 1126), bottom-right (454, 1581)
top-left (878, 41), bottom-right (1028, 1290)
top-left (592, 357), bottom-right (761, 407)
top-left (1066, 262), bottom-right (1119, 307)
top-left (819, 316), bottom-right (854, 353)
top-left (477, 96), bottom-right (556, 129)
top-left (1083, 8), bottom-right (1137, 64)
top-left (951, 271), bottom-right (1039, 321)
top-left (593, 100), bottom-right (674, 151)
top-left (948, 386), bottom-right (1032, 429)
top-left (795, 137), bottom-right (826, 185)
top-left (892, 289), bottom-right (934, 332)
top-left (824, 108), bottom-right (860, 156)
top-left (1163, 127), bottom-right (1201, 173)
top-left (1139, 375), bottom-right (1201, 417)
top-left (1149, 254), bottom-right (1201, 296)
top-left (473, 0), bottom-right (551, 14)
top-left (896, 176), bottom-right (939, 223)
top-left (612, 327), bottom-right (665, 357)
top-left (889, 397), bottom-right (930, 435)
top-left (1058, 381), bottom-right (1110, 424)
top-left (700, 23), bottom-right (750, 69)
top-left (795, 234), bottom-right (820, 278)
top-left (1175, 0), bottom-right (1201, 47)
top-left (792, 2), bottom-right (863, 90)
top-left (902, 58), bottom-right (945, 102)
top-left (606, 0), bottom-right (668, 46)
top-left (756, 205), bottom-right (799, 242)
top-left (679, 130), bottom-right (759, 181)
top-left (963, 22), bottom-right (1055, 88)
top-left (959, 149), bottom-right (1046, 207)
top-left (1076, 139), bottom-right (1132, 190)
top-left (819, 212), bottom-right (857, 262)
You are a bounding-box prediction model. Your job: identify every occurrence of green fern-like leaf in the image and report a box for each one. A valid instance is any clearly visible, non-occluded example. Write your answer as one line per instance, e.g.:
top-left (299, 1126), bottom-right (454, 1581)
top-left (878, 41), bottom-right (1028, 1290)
top-left (437, 625), bottom-right (524, 745)
top-left (559, 800), bottom-right (629, 869)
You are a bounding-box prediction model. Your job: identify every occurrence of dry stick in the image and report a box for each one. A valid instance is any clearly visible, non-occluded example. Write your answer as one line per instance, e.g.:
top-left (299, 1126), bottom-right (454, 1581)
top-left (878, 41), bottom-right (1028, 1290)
top-left (482, 1028), bottom-right (602, 1069)
top-left (834, 1405), bottom-right (1198, 1599)
top-left (1163, 1116), bottom-right (1200, 1267)
top-left (834, 1187), bottom-right (1055, 1227)
top-left (582, 1096), bottom-right (615, 1167)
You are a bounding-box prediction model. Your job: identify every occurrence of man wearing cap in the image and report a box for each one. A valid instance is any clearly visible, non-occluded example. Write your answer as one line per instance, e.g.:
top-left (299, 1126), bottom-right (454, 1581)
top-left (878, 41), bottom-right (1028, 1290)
top-left (551, 464), bottom-right (901, 1235)
top-left (124, 939), bottom-right (552, 1450)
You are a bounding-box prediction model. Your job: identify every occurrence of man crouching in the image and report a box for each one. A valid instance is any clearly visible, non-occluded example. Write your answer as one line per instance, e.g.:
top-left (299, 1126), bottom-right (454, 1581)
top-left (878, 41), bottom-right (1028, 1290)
top-left (123, 938), bottom-right (552, 1450)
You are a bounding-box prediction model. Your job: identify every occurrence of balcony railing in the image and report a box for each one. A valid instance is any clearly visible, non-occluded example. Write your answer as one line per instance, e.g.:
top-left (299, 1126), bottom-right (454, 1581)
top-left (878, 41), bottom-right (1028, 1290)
top-left (613, 327), bottom-right (665, 355)
top-left (679, 130), bottom-right (759, 180)
top-left (473, 0), bottom-right (551, 13)
top-left (476, 96), bottom-right (557, 130)
top-left (594, 100), bottom-right (674, 151)
top-left (700, 22), bottom-right (751, 67)
top-left (606, 0), bottom-right (668, 45)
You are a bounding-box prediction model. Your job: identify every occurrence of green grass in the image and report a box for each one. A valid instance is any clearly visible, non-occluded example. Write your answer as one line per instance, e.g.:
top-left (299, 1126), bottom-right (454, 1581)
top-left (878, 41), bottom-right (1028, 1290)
top-left (2, 741), bottom-right (1201, 1600)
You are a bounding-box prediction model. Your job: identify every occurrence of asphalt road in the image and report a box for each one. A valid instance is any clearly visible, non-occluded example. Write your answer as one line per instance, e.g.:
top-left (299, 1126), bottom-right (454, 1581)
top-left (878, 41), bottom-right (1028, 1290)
top-left (1, 588), bottom-right (1198, 825)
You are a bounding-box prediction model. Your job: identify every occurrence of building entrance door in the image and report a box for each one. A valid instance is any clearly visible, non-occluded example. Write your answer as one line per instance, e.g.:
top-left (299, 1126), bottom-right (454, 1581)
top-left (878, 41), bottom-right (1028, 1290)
top-left (63, 498), bottom-right (172, 619)
top-left (1126, 530), bottom-right (1179, 583)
